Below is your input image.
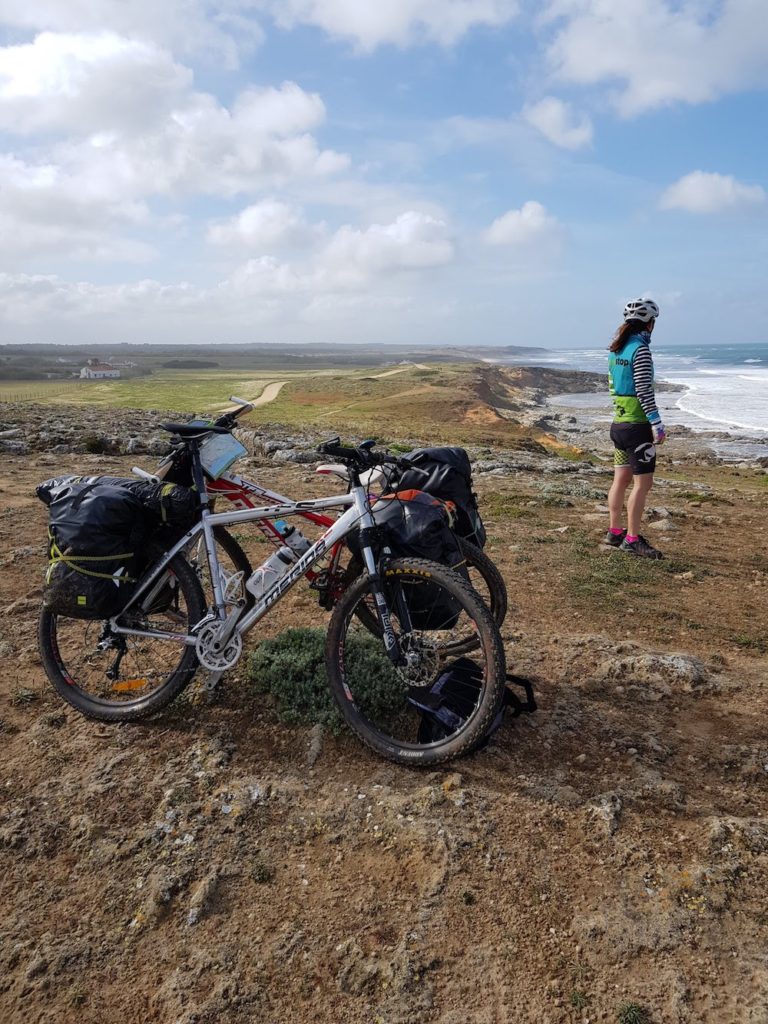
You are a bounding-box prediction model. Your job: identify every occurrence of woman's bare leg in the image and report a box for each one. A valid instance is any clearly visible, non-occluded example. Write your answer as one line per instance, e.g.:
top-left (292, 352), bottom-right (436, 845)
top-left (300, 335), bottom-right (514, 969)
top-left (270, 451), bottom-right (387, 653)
top-left (608, 466), bottom-right (633, 530)
top-left (627, 473), bottom-right (654, 536)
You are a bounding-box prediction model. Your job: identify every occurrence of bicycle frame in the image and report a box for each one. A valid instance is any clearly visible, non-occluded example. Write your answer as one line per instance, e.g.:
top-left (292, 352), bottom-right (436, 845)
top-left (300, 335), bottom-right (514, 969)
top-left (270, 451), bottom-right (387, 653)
top-left (109, 485), bottom-right (375, 645)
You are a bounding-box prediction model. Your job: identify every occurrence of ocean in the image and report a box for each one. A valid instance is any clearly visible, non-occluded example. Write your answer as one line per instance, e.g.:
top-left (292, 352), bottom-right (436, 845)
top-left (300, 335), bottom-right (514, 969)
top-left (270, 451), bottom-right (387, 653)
top-left (488, 341), bottom-right (768, 459)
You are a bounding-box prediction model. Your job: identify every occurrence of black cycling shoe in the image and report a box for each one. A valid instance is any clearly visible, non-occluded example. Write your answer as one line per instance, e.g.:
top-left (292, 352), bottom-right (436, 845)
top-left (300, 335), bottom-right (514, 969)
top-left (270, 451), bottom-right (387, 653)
top-left (619, 535), bottom-right (663, 559)
top-left (603, 529), bottom-right (627, 547)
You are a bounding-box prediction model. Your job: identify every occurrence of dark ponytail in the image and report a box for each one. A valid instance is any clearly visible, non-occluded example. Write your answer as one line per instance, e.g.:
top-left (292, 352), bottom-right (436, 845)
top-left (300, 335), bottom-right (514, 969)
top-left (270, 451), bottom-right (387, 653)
top-left (609, 318), bottom-right (646, 353)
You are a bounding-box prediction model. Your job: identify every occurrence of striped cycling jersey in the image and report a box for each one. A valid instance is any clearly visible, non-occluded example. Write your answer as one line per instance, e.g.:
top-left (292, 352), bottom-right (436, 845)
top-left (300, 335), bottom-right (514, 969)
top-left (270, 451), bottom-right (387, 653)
top-left (608, 335), bottom-right (661, 425)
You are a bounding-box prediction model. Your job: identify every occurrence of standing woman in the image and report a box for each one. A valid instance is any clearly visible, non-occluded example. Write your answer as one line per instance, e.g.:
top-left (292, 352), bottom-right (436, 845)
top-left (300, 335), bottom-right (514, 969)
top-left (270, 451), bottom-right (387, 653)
top-left (604, 298), bottom-right (666, 559)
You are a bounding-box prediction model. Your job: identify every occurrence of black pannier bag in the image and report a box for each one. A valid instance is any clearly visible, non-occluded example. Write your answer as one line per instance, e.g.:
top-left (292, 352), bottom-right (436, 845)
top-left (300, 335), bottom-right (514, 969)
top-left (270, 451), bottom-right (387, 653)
top-left (350, 489), bottom-right (468, 631)
top-left (413, 658), bottom-right (537, 745)
top-left (395, 446), bottom-right (487, 549)
top-left (37, 476), bottom-right (197, 620)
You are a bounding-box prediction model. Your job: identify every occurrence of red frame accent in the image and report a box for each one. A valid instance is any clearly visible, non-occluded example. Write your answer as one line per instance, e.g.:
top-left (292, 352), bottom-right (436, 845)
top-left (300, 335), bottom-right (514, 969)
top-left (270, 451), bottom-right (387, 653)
top-left (205, 476), bottom-right (341, 583)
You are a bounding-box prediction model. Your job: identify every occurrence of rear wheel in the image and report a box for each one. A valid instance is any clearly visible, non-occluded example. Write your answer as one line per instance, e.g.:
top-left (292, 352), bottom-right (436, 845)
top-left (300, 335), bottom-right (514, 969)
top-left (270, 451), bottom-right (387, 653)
top-left (343, 537), bottom-right (507, 652)
top-left (38, 553), bottom-right (206, 722)
top-left (457, 538), bottom-right (507, 627)
top-left (325, 558), bottom-right (506, 766)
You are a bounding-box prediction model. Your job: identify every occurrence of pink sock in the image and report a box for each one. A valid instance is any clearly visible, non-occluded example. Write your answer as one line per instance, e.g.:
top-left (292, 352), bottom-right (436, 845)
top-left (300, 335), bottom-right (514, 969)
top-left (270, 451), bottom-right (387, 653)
top-left (609, 527), bottom-right (624, 536)
top-left (626, 534), bottom-right (639, 544)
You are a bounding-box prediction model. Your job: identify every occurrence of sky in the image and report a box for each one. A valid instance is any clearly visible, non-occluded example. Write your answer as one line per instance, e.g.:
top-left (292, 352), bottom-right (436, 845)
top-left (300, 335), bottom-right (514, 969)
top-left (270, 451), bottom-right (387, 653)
top-left (0, 1), bottom-right (766, 349)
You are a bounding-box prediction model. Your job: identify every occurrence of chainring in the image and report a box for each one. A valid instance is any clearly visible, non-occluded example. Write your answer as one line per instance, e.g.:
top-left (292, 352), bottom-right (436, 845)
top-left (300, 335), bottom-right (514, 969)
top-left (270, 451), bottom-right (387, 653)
top-left (195, 621), bottom-right (243, 671)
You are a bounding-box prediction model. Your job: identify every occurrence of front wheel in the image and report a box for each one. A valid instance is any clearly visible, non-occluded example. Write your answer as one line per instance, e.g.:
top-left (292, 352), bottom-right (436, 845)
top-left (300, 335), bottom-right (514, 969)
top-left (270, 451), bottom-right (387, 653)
top-left (38, 552), bottom-right (206, 722)
top-left (325, 558), bottom-right (506, 766)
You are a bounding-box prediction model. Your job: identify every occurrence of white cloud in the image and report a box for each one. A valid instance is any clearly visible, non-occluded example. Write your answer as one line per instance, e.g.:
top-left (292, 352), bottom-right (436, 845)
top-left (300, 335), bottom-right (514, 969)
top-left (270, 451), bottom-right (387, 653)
top-left (0, 31), bottom-right (191, 135)
top-left (207, 200), bottom-right (316, 248)
top-left (544, 0), bottom-right (768, 115)
top-left (484, 201), bottom-right (562, 247)
top-left (523, 95), bottom-right (592, 149)
top-left (318, 211), bottom-right (455, 287)
top-left (263, 0), bottom-right (520, 50)
top-left (0, 210), bottom-right (457, 330)
top-left (0, 0), bottom-right (263, 67)
top-left (0, 31), bottom-right (349, 260)
top-left (660, 171), bottom-right (766, 213)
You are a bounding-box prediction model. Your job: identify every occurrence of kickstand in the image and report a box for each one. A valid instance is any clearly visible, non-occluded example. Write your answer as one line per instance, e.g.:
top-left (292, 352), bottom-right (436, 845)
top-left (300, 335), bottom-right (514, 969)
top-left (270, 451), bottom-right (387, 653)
top-left (504, 673), bottom-right (537, 717)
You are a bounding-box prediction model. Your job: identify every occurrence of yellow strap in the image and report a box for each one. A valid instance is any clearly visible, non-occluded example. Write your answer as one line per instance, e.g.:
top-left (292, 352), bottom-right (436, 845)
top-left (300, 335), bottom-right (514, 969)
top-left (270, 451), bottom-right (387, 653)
top-left (48, 540), bottom-right (136, 582)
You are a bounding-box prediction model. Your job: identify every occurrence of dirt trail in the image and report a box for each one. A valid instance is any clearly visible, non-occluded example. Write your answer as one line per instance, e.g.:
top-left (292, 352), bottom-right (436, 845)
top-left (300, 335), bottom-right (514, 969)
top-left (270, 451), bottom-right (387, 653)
top-left (363, 364), bottom-right (430, 379)
top-left (252, 380), bottom-right (288, 406)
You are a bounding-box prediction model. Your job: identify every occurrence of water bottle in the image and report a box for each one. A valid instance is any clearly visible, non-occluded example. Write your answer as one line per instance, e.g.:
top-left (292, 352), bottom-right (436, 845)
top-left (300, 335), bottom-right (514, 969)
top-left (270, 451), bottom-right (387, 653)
top-left (274, 519), bottom-right (312, 557)
top-left (245, 546), bottom-right (296, 600)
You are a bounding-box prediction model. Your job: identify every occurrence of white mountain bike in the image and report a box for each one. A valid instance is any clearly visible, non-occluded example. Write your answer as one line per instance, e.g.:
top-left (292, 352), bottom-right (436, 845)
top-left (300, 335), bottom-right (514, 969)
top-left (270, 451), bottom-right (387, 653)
top-left (39, 421), bottom-right (507, 765)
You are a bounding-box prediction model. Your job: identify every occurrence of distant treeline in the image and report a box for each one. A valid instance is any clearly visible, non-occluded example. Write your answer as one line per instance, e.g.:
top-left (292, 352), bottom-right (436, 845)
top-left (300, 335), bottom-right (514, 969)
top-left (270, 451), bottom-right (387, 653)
top-left (161, 359), bottom-right (220, 369)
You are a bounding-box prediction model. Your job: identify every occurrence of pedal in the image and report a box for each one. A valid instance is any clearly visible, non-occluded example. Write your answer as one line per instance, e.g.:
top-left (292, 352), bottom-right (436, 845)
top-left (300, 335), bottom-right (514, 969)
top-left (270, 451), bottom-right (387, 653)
top-left (504, 674), bottom-right (537, 717)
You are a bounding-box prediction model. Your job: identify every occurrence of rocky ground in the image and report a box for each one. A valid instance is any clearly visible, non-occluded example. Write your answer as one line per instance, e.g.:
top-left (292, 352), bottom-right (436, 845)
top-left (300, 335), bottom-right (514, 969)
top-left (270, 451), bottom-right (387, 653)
top-left (1, 399), bottom-right (767, 1024)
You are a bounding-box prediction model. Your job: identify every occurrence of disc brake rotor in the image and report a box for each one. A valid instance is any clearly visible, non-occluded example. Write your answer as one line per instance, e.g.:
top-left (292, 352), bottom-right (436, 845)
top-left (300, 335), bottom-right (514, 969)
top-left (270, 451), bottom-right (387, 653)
top-left (396, 633), bottom-right (440, 688)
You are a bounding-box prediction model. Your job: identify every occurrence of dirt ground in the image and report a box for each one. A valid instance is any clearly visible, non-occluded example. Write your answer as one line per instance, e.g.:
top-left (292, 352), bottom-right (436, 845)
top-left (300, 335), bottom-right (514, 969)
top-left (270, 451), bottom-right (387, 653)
top-left (1, 430), bottom-right (767, 1024)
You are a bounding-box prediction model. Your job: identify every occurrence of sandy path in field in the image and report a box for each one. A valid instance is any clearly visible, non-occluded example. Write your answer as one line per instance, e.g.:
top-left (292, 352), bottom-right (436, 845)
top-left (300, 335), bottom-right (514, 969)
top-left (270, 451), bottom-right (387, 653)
top-left (251, 380), bottom-right (289, 406)
top-left (364, 363), bottom-right (430, 379)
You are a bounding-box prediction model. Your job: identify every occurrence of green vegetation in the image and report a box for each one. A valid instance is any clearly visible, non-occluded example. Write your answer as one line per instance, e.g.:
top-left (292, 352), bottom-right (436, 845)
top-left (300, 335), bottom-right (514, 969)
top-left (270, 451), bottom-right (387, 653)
top-left (537, 479), bottom-right (606, 500)
top-left (570, 990), bottom-right (588, 1010)
top-left (566, 531), bottom-right (703, 608)
top-left (82, 433), bottom-right (113, 454)
top-left (248, 627), bottom-right (404, 731)
top-left (617, 1003), bottom-right (651, 1024)
top-left (676, 490), bottom-right (731, 505)
top-left (0, 358), bottom-right (554, 449)
top-left (484, 492), bottom-right (536, 520)
top-left (161, 359), bottom-right (220, 369)
top-left (10, 687), bottom-right (39, 706)
top-left (727, 631), bottom-right (768, 654)
top-left (251, 857), bottom-right (275, 884)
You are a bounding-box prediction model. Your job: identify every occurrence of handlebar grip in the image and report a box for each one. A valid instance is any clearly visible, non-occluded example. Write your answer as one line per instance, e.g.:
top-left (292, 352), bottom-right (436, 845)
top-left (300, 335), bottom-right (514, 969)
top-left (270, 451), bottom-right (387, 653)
top-left (317, 437), bottom-right (359, 460)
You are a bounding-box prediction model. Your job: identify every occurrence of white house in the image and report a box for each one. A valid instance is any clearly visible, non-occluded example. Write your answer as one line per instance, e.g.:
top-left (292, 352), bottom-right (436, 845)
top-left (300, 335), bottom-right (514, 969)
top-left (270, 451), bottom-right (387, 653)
top-left (80, 362), bottom-right (121, 379)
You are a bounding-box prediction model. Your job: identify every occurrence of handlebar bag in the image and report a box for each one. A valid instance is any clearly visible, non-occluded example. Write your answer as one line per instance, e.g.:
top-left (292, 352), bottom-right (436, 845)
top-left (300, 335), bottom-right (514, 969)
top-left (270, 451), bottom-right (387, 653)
top-left (395, 446), bottom-right (487, 549)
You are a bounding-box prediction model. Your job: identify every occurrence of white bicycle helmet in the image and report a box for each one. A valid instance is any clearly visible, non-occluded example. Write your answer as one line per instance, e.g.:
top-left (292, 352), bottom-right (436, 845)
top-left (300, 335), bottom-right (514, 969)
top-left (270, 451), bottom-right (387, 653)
top-left (623, 297), bottom-right (659, 323)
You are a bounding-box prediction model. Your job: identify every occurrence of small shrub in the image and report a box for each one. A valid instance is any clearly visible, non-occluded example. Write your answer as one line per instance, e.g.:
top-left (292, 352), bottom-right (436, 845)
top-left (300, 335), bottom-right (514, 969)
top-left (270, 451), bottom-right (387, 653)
top-left (571, 990), bottom-right (588, 1010)
top-left (82, 433), bottom-right (111, 455)
top-left (251, 857), bottom-right (275, 884)
top-left (484, 492), bottom-right (536, 520)
top-left (42, 712), bottom-right (67, 728)
top-left (11, 687), bottom-right (39, 706)
top-left (539, 479), bottom-right (606, 500)
top-left (248, 627), bottom-right (404, 732)
top-left (617, 1003), bottom-right (651, 1024)
top-left (538, 495), bottom-right (573, 508)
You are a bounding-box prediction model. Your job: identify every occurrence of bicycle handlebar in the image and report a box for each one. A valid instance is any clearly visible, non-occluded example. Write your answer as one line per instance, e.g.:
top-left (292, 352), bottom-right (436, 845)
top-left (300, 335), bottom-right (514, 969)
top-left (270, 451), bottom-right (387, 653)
top-left (317, 436), bottom-right (425, 476)
top-left (213, 395), bottom-right (255, 429)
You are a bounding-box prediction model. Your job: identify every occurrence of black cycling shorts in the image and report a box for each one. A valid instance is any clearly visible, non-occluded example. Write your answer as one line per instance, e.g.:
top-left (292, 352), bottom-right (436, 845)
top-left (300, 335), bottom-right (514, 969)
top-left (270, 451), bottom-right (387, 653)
top-left (610, 422), bottom-right (656, 475)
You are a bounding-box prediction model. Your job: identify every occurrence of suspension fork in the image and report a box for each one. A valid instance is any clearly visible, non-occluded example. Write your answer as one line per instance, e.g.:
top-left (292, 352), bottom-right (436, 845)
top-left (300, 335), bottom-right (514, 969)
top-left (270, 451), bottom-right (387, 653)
top-left (348, 477), bottom-right (407, 666)
top-left (356, 530), bottom-right (401, 666)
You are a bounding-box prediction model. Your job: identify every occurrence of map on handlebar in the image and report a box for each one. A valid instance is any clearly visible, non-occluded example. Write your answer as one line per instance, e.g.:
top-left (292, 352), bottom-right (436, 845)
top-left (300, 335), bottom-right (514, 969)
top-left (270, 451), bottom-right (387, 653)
top-left (199, 431), bottom-right (248, 479)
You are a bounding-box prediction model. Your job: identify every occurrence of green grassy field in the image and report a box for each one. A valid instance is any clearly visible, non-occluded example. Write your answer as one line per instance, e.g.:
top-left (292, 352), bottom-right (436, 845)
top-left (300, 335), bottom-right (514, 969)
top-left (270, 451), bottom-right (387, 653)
top-left (0, 369), bottom-right (351, 411)
top-left (0, 362), bottom-right (562, 450)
